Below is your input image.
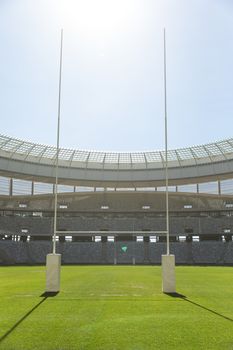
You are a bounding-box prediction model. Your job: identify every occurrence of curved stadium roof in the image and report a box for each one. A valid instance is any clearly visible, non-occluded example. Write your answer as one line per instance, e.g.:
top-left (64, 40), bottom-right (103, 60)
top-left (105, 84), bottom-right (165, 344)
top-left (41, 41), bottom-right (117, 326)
top-left (0, 134), bottom-right (233, 187)
top-left (1, 134), bottom-right (233, 169)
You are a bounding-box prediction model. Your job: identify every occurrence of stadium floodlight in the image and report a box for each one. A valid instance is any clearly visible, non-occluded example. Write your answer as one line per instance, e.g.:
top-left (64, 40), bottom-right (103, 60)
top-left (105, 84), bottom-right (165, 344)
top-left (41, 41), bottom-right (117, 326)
top-left (161, 28), bottom-right (176, 293)
top-left (45, 29), bottom-right (63, 293)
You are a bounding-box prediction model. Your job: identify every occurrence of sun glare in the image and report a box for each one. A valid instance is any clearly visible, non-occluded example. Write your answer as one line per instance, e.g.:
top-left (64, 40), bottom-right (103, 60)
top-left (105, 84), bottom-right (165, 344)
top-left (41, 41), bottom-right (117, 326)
top-left (55, 0), bottom-right (138, 34)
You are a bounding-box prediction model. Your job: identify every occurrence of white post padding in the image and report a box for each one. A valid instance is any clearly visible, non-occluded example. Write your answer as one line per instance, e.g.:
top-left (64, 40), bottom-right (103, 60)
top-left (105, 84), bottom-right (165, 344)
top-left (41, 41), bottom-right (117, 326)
top-left (46, 253), bottom-right (61, 292)
top-left (162, 254), bottom-right (176, 293)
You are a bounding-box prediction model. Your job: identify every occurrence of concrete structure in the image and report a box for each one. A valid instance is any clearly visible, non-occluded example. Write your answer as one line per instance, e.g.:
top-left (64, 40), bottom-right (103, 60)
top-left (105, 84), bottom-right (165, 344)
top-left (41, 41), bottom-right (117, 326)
top-left (0, 134), bottom-right (233, 265)
top-left (1, 134), bottom-right (233, 187)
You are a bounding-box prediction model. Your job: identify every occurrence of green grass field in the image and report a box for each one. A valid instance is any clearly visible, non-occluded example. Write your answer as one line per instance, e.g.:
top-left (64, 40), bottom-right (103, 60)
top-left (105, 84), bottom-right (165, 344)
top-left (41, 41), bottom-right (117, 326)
top-left (0, 266), bottom-right (232, 350)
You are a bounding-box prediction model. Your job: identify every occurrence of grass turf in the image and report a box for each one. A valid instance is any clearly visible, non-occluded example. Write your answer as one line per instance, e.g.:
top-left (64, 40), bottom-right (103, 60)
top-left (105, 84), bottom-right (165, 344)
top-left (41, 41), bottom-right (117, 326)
top-left (0, 266), bottom-right (232, 350)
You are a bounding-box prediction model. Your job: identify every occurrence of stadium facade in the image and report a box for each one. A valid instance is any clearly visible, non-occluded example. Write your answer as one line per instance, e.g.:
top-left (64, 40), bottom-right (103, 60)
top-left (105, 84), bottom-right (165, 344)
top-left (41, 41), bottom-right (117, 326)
top-left (0, 133), bottom-right (233, 265)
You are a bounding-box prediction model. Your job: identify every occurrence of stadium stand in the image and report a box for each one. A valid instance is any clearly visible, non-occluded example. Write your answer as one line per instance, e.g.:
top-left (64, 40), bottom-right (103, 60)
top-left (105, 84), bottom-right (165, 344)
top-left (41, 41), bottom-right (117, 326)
top-left (0, 134), bottom-right (233, 265)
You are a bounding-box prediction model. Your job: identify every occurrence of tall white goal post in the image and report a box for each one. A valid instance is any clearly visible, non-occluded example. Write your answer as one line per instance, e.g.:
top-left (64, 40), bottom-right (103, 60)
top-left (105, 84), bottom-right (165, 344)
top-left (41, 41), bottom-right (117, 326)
top-left (46, 29), bottom-right (63, 292)
top-left (161, 28), bottom-right (176, 293)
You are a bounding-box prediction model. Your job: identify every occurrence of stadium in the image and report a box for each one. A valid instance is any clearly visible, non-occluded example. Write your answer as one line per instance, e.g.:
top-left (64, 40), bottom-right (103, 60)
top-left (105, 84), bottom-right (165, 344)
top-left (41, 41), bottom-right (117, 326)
top-left (1, 2), bottom-right (233, 349)
top-left (1, 133), bottom-right (233, 350)
top-left (0, 133), bottom-right (233, 265)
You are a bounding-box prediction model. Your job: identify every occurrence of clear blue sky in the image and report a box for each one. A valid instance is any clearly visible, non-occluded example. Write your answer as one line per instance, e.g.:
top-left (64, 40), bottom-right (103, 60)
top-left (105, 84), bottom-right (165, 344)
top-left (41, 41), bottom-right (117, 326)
top-left (0, 0), bottom-right (233, 151)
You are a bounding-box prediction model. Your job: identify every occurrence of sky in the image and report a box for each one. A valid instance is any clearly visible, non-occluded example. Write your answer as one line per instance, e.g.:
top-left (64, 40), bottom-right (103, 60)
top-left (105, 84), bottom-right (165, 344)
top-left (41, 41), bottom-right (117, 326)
top-left (0, 0), bottom-right (233, 152)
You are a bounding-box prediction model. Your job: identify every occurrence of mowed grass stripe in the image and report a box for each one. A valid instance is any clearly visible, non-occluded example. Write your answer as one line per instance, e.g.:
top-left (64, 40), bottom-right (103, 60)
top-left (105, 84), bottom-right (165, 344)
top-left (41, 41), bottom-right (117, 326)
top-left (0, 266), bottom-right (232, 350)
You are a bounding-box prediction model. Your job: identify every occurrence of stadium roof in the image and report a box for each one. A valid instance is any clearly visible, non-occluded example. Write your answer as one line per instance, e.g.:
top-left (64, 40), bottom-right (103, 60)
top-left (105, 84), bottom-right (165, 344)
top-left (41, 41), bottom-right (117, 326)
top-left (1, 134), bottom-right (233, 169)
top-left (0, 134), bottom-right (233, 187)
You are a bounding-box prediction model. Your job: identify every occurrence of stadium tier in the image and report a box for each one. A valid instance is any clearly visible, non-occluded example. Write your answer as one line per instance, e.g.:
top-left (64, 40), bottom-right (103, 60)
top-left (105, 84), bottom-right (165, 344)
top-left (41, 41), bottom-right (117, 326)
top-left (0, 134), bottom-right (233, 265)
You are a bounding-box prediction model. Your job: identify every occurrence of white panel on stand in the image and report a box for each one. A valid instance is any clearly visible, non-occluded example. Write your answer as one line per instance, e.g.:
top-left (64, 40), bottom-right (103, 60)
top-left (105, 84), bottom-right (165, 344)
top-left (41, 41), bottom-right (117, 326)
top-left (46, 254), bottom-right (61, 292)
top-left (162, 254), bottom-right (176, 293)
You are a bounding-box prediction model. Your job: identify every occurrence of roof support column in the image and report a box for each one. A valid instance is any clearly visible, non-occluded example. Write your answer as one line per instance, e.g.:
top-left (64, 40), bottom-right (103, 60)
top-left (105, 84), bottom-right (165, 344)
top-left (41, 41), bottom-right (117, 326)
top-left (218, 180), bottom-right (221, 195)
top-left (31, 181), bottom-right (34, 196)
top-left (9, 178), bottom-right (13, 196)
